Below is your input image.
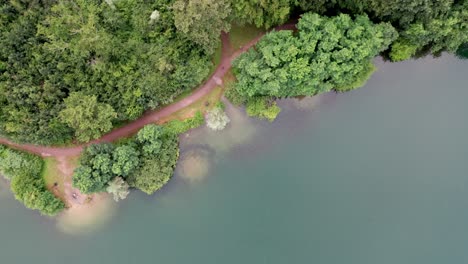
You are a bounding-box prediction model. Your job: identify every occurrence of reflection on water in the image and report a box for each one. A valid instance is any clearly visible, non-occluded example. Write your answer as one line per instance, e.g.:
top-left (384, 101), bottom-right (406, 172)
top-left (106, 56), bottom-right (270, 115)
top-left (176, 95), bottom-right (325, 183)
top-left (181, 100), bottom-right (260, 153)
top-left (57, 193), bottom-right (116, 235)
top-left (177, 145), bottom-right (214, 182)
top-left (0, 178), bottom-right (9, 198)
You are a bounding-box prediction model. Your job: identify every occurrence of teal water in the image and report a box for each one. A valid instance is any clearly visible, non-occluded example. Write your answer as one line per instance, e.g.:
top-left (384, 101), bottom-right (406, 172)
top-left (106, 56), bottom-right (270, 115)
top-left (0, 55), bottom-right (467, 263)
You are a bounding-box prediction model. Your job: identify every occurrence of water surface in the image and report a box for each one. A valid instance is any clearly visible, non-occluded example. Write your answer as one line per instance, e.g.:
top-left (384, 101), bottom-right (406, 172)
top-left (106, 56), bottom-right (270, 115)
top-left (0, 55), bottom-right (467, 264)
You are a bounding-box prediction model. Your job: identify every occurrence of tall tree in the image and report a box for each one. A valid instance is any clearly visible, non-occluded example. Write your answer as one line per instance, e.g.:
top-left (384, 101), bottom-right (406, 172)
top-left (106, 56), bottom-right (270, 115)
top-left (173, 0), bottom-right (231, 54)
top-left (59, 92), bottom-right (117, 142)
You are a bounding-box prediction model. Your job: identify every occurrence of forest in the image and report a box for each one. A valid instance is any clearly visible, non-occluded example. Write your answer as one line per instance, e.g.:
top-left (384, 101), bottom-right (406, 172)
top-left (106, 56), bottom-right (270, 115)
top-left (1, 0), bottom-right (466, 144)
top-left (0, 0), bottom-right (466, 214)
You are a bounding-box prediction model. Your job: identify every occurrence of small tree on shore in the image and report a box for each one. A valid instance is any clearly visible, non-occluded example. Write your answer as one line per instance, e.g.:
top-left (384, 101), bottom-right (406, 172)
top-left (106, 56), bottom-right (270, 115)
top-left (106, 177), bottom-right (130, 202)
top-left (206, 107), bottom-right (230, 131)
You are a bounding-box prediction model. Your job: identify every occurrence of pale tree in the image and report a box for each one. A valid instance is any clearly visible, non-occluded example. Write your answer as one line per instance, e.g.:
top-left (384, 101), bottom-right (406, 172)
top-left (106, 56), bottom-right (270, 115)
top-left (106, 177), bottom-right (130, 202)
top-left (206, 107), bottom-right (230, 131)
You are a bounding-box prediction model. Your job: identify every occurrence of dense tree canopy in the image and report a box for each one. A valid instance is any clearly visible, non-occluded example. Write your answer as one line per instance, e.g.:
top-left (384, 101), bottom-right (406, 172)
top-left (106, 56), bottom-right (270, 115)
top-left (173, 0), bottom-right (231, 54)
top-left (0, 0), bottom-right (211, 144)
top-left (73, 143), bottom-right (115, 194)
top-left (0, 145), bottom-right (64, 215)
top-left (390, 2), bottom-right (468, 61)
top-left (233, 13), bottom-right (397, 99)
top-left (59, 92), bottom-right (117, 142)
top-left (127, 133), bottom-right (179, 195)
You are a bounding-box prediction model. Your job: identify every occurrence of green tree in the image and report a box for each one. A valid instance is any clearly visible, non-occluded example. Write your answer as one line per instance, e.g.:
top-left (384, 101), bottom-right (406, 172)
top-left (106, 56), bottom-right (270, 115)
top-left (106, 177), bottom-right (130, 202)
top-left (127, 134), bottom-right (179, 195)
top-left (111, 145), bottom-right (140, 177)
top-left (173, 0), bottom-right (231, 54)
top-left (59, 92), bottom-right (117, 142)
top-left (73, 144), bottom-right (114, 194)
top-left (232, 13), bottom-right (397, 99)
top-left (246, 97), bottom-right (281, 122)
top-left (0, 146), bottom-right (65, 215)
top-left (136, 125), bottom-right (164, 156)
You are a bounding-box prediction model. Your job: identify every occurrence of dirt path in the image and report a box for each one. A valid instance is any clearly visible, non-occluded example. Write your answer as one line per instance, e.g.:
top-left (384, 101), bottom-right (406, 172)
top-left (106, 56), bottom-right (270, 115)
top-left (0, 23), bottom-right (296, 158)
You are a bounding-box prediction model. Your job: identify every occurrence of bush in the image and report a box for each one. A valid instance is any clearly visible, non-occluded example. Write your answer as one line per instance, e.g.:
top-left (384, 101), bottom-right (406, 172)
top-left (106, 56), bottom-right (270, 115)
top-left (246, 97), bottom-right (281, 122)
top-left (206, 107), bottom-right (230, 131)
top-left (390, 40), bottom-right (419, 62)
top-left (163, 111), bottom-right (205, 135)
top-left (0, 145), bottom-right (64, 215)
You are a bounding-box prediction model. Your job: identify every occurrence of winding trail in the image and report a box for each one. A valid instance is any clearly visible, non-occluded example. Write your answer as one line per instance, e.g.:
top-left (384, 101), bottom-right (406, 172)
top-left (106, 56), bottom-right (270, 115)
top-left (0, 23), bottom-right (297, 158)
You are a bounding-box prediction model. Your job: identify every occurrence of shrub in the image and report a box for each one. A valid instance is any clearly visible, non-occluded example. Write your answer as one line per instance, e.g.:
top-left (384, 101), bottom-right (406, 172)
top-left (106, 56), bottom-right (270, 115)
top-left (106, 177), bottom-right (130, 202)
top-left (206, 107), bottom-right (230, 131)
top-left (246, 97), bottom-right (281, 122)
top-left (0, 145), bottom-right (65, 215)
top-left (390, 40), bottom-right (419, 62)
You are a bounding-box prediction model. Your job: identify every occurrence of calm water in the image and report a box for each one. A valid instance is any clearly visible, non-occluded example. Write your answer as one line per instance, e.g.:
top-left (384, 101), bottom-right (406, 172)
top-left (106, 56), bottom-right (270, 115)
top-left (1, 55), bottom-right (467, 264)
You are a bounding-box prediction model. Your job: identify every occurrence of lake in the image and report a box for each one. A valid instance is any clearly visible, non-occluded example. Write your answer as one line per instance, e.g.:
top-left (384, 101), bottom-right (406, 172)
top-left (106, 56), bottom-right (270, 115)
top-left (0, 54), bottom-right (467, 264)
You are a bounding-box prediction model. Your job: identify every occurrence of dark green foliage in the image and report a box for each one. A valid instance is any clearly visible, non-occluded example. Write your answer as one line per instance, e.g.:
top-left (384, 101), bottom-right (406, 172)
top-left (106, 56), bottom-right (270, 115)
top-left (111, 145), bottom-right (140, 177)
top-left (456, 43), bottom-right (468, 59)
top-left (73, 115), bottom-right (204, 195)
top-left (0, 145), bottom-right (64, 215)
top-left (136, 125), bottom-right (164, 156)
top-left (233, 13), bottom-right (397, 99)
top-left (127, 133), bottom-right (179, 195)
top-left (389, 2), bottom-right (468, 60)
top-left (59, 92), bottom-right (117, 142)
top-left (173, 0), bottom-right (231, 54)
top-left (0, 0), bottom-right (211, 144)
top-left (231, 0), bottom-right (295, 28)
top-left (11, 172), bottom-right (65, 216)
top-left (73, 144), bottom-right (115, 194)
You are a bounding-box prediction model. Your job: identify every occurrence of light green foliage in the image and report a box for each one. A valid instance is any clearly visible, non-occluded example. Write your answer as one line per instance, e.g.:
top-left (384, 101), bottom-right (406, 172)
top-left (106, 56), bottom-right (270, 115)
top-left (127, 133), bottom-right (179, 195)
top-left (389, 40), bottom-right (419, 61)
top-left (0, 146), bottom-right (64, 215)
top-left (163, 111), bottom-right (205, 135)
top-left (112, 145), bottom-right (140, 177)
top-left (233, 13), bottom-right (397, 99)
top-left (136, 125), bottom-right (164, 156)
top-left (106, 177), bottom-right (130, 202)
top-left (173, 0), bottom-right (231, 54)
top-left (246, 97), bottom-right (281, 122)
top-left (0, 0), bottom-right (210, 144)
top-left (0, 145), bottom-right (43, 180)
top-left (59, 92), bottom-right (117, 142)
top-left (206, 107), bottom-right (230, 131)
top-left (73, 144), bottom-right (115, 194)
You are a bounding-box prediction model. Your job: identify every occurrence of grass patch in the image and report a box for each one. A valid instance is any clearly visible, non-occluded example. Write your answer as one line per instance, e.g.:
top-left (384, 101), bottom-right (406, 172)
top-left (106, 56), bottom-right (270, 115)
top-left (229, 23), bottom-right (265, 50)
top-left (158, 85), bottom-right (225, 124)
top-left (43, 158), bottom-right (64, 197)
top-left (43, 156), bottom-right (79, 204)
top-left (212, 42), bottom-right (222, 67)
